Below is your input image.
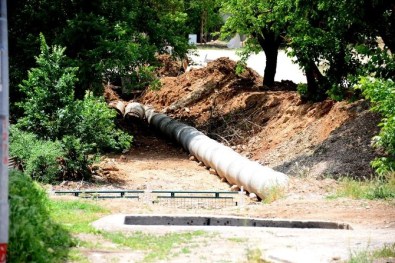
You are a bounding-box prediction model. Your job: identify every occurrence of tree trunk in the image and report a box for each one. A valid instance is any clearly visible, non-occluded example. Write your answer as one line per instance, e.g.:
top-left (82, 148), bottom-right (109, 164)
top-left (303, 61), bottom-right (327, 102)
top-left (256, 31), bottom-right (281, 87)
top-left (262, 45), bottom-right (278, 86)
top-left (200, 10), bottom-right (207, 44)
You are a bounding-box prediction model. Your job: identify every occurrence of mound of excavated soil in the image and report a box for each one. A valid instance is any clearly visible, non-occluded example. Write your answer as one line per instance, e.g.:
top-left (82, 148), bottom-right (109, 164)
top-left (156, 54), bottom-right (185, 77)
top-left (140, 57), bottom-right (380, 178)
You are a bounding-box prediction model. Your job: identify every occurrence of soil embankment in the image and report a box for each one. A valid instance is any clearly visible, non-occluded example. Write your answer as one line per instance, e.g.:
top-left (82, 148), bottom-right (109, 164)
top-left (141, 57), bottom-right (380, 178)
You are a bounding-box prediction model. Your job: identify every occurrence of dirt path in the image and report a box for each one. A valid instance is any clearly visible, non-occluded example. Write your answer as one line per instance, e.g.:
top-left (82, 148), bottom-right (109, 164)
top-left (55, 131), bottom-right (395, 263)
top-left (55, 131), bottom-right (395, 229)
top-left (110, 134), bottom-right (231, 191)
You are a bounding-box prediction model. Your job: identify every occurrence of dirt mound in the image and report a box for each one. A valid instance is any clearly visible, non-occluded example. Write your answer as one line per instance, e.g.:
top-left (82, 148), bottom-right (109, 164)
top-left (156, 54), bottom-right (185, 77)
top-left (104, 84), bottom-right (121, 102)
top-left (140, 58), bottom-right (380, 178)
top-left (143, 57), bottom-right (261, 124)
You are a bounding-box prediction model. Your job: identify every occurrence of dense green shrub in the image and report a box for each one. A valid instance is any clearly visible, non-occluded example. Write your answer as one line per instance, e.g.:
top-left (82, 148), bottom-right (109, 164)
top-left (24, 140), bottom-right (64, 183)
top-left (59, 136), bottom-right (93, 181)
top-left (10, 127), bottom-right (94, 182)
top-left (13, 35), bottom-right (132, 182)
top-left (17, 35), bottom-right (132, 152)
top-left (63, 93), bottom-right (132, 153)
top-left (17, 33), bottom-right (78, 139)
top-left (356, 77), bottom-right (395, 174)
top-left (9, 127), bottom-right (64, 183)
top-left (8, 170), bottom-right (73, 262)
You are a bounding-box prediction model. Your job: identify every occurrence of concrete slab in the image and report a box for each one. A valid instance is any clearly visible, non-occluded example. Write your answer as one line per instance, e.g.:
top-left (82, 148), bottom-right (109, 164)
top-left (92, 214), bottom-right (395, 263)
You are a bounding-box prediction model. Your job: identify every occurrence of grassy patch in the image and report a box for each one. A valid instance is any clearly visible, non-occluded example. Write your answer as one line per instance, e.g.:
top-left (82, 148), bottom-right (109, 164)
top-left (228, 237), bottom-right (247, 243)
top-left (246, 248), bottom-right (270, 263)
top-left (329, 173), bottom-right (395, 200)
top-left (262, 186), bottom-right (286, 204)
top-left (67, 249), bottom-right (90, 263)
top-left (50, 199), bottom-right (109, 233)
top-left (348, 243), bottom-right (395, 263)
top-left (49, 199), bottom-right (209, 262)
top-left (102, 230), bottom-right (206, 262)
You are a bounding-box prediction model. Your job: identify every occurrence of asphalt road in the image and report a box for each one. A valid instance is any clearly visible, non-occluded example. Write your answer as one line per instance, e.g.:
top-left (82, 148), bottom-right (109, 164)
top-left (189, 48), bottom-right (306, 84)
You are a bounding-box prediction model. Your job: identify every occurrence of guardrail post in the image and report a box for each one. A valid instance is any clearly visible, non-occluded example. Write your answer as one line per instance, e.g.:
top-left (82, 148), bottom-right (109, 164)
top-left (238, 186), bottom-right (246, 207)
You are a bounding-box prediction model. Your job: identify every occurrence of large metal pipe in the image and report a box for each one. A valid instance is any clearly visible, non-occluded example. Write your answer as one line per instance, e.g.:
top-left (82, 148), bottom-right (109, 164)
top-left (128, 102), bottom-right (288, 199)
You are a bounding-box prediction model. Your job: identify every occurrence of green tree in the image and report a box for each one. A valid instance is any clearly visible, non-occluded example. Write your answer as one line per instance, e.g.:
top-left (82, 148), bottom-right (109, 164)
top-left (282, 0), bottom-right (394, 101)
top-left (8, 0), bottom-right (190, 102)
top-left (221, 0), bottom-right (286, 87)
top-left (17, 35), bottom-right (132, 151)
top-left (185, 0), bottom-right (224, 43)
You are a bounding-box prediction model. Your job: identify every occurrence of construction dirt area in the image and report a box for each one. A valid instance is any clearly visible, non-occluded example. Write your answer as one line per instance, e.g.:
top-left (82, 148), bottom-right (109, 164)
top-left (54, 53), bottom-right (395, 263)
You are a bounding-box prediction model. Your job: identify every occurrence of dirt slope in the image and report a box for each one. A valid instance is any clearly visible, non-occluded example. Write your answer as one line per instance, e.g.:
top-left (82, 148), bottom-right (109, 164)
top-left (141, 57), bottom-right (380, 178)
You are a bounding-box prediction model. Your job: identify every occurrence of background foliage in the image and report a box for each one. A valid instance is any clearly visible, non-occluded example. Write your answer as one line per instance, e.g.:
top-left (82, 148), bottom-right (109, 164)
top-left (356, 77), bottom-right (395, 174)
top-left (8, 0), bottom-right (190, 100)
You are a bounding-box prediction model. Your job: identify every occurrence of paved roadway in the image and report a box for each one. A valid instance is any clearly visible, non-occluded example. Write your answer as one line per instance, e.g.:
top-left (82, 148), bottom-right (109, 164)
top-left (189, 48), bottom-right (307, 84)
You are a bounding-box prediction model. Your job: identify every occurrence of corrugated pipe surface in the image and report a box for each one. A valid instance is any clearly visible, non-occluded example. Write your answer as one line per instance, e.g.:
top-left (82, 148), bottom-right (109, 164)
top-left (122, 102), bottom-right (288, 199)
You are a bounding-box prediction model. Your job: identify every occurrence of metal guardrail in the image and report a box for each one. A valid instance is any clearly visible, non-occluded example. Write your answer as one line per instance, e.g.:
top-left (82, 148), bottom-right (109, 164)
top-left (53, 189), bottom-right (241, 208)
top-left (54, 190), bottom-right (144, 198)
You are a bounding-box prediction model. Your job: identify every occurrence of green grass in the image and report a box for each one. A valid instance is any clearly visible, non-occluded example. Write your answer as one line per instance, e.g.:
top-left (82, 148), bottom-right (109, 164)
top-left (328, 173), bottom-right (395, 200)
top-left (49, 199), bottom-right (110, 262)
top-left (67, 249), bottom-right (90, 263)
top-left (50, 199), bottom-right (109, 233)
top-left (49, 199), bottom-right (208, 262)
top-left (49, 200), bottom-right (214, 262)
top-left (261, 185), bottom-right (286, 204)
top-left (102, 230), bottom-right (206, 262)
top-left (228, 237), bottom-right (247, 243)
top-left (348, 243), bottom-right (395, 263)
top-left (246, 248), bottom-right (270, 263)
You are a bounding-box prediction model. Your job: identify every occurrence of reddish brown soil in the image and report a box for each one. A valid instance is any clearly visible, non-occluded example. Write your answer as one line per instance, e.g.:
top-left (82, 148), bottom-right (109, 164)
top-left (155, 54), bottom-right (185, 77)
top-left (141, 57), bottom-right (379, 178)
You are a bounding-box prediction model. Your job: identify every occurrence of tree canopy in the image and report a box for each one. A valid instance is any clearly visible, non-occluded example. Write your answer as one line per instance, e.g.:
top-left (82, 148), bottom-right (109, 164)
top-left (9, 0), bottom-right (190, 100)
top-left (221, 0), bottom-right (286, 86)
top-left (221, 0), bottom-right (394, 100)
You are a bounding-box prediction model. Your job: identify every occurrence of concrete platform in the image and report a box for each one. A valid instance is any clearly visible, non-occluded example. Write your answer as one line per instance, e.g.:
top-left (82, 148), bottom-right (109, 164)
top-left (92, 214), bottom-right (395, 263)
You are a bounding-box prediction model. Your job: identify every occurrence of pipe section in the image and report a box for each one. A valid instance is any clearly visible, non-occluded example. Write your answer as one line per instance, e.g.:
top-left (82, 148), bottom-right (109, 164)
top-left (124, 102), bottom-right (145, 118)
top-left (127, 102), bottom-right (288, 199)
top-left (109, 101), bottom-right (126, 116)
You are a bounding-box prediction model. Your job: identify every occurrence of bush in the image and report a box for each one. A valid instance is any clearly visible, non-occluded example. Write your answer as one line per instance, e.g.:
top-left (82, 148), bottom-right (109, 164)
top-left (63, 93), bottom-right (132, 153)
top-left (14, 34), bottom-right (132, 182)
top-left (24, 140), bottom-right (64, 183)
top-left (9, 126), bottom-right (64, 183)
top-left (59, 136), bottom-right (93, 181)
top-left (355, 77), bottom-right (395, 174)
top-left (17, 33), bottom-right (78, 139)
top-left (10, 126), bottom-right (94, 183)
top-left (17, 34), bottom-right (132, 153)
top-left (8, 170), bottom-right (74, 262)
